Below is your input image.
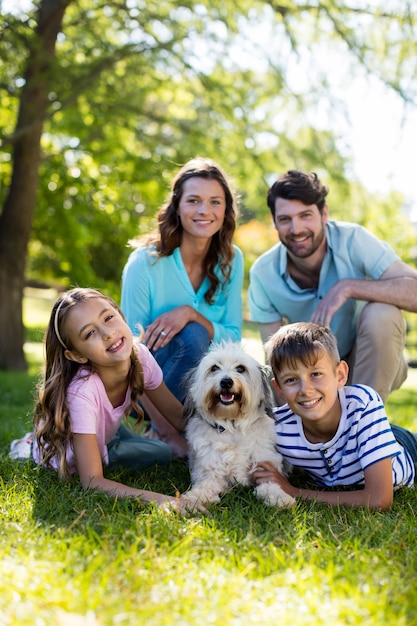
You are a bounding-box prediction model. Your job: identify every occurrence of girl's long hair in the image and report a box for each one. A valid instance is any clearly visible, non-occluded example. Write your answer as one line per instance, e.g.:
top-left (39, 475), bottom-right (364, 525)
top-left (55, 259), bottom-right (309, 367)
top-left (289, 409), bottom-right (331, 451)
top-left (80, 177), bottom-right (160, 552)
top-left (131, 157), bottom-right (238, 304)
top-left (33, 288), bottom-right (144, 480)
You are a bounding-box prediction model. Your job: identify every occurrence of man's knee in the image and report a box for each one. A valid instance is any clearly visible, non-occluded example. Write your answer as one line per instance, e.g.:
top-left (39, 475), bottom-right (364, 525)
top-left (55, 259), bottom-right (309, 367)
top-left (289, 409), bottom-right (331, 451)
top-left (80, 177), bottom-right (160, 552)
top-left (358, 303), bottom-right (406, 340)
top-left (351, 302), bottom-right (408, 399)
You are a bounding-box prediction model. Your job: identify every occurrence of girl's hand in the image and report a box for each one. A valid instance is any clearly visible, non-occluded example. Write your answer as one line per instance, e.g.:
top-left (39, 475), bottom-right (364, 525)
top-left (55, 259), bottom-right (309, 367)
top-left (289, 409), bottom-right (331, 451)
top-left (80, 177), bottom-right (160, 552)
top-left (157, 494), bottom-right (207, 515)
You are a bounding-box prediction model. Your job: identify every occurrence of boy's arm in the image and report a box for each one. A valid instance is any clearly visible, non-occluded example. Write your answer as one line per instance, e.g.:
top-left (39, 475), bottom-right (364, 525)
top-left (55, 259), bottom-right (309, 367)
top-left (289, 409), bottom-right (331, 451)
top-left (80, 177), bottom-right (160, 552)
top-left (253, 458), bottom-right (394, 510)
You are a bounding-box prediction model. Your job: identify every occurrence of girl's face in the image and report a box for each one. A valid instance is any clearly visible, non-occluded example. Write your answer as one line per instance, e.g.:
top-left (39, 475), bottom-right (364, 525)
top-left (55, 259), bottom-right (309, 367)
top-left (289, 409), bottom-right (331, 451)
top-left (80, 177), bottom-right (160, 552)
top-left (63, 298), bottom-right (133, 369)
top-left (177, 177), bottom-right (226, 242)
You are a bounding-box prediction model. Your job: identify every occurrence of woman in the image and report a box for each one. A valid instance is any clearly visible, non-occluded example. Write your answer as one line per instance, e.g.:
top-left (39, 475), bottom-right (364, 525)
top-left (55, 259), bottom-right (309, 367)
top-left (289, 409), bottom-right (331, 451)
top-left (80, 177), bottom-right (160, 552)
top-left (121, 157), bottom-right (244, 456)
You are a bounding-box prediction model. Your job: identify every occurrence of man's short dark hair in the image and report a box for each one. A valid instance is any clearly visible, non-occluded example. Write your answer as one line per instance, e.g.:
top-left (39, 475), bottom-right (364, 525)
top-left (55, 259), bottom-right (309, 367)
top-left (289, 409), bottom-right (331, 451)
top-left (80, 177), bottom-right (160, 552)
top-left (267, 170), bottom-right (329, 217)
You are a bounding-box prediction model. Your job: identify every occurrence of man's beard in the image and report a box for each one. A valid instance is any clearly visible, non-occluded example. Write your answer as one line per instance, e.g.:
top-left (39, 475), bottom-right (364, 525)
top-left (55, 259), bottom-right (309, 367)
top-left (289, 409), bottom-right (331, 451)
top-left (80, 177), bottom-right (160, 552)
top-left (281, 224), bottom-right (326, 259)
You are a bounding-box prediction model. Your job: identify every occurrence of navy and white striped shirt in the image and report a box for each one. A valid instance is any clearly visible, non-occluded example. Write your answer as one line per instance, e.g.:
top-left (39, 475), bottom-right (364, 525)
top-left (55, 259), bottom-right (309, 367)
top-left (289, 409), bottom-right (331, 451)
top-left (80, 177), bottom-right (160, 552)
top-left (274, 384), bottom-right (415, 489)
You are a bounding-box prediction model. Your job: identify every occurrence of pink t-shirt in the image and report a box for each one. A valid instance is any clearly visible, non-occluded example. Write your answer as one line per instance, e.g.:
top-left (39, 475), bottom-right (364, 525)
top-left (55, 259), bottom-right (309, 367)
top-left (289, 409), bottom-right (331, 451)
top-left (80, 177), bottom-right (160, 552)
top-left (33, 343), bottom-right (163, 473)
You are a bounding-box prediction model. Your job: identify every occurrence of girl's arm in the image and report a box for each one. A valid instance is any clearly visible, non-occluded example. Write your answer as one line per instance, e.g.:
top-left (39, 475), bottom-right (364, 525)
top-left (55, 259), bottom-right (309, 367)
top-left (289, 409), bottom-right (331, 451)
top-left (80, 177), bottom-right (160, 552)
top-left (144, 382), bottom-right (185, 432)
top-left (72, 433), bottom-right (202, 513)
top-left (140, 383), bottom-right (188, 460)
top-left (252, 458), bottom-right (394, 510)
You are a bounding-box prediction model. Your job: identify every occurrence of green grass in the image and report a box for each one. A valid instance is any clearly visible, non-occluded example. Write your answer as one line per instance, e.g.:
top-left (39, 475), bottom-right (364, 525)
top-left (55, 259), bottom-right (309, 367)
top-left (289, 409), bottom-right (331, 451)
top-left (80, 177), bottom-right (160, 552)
top-left (0, 291), bottom-right (417, 625)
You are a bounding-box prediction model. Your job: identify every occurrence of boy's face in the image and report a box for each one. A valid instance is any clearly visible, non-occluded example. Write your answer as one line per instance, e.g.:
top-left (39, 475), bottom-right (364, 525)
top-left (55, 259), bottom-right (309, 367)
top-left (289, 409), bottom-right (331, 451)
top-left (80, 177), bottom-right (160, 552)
top-left (273, 352), bottom-right (349, 431)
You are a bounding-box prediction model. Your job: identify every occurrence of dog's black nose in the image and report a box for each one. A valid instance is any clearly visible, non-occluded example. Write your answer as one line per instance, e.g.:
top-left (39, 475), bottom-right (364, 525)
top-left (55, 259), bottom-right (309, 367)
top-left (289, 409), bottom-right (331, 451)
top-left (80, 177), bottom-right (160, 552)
top-left (220, 377), bottom-right (233, 390)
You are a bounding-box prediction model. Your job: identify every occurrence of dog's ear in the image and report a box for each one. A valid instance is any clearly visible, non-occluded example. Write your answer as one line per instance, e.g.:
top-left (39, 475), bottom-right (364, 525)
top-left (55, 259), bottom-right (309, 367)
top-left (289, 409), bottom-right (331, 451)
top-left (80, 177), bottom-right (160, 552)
top-left (260, 365), bottom-right (275, 419)
top-left (183, 392), bottom-right (197, 423)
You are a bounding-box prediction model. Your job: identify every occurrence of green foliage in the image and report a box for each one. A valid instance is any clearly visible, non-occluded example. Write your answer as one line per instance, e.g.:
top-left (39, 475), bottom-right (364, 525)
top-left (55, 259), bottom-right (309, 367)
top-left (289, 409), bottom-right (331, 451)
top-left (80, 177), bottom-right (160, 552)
top-left (0, 0), bottom-right (416, 304)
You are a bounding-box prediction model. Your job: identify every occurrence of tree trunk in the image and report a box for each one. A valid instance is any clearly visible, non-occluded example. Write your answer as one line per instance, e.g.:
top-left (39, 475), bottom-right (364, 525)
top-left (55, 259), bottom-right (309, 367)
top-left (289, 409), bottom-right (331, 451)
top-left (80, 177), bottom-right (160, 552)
top-left (0, 0), bottom-right (71, 370)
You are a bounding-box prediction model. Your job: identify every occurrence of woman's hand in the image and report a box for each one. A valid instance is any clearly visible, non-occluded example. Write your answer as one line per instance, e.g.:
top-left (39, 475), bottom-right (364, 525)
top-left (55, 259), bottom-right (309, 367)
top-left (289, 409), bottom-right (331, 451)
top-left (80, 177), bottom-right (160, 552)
top-left (144, 306), bottom-right (194, 351)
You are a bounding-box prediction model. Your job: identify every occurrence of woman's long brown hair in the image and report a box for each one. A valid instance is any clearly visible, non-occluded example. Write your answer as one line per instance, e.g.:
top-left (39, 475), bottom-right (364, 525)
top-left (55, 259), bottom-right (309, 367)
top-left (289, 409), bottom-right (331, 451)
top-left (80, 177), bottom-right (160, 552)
top-left (131, 157), bottom-right (238, 304)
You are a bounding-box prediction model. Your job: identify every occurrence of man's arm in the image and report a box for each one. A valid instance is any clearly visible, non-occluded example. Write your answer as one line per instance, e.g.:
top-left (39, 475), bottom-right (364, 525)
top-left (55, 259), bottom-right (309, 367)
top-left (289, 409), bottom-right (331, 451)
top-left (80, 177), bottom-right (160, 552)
top-left (311, 260), bottom-right (417, 326)
top-left (363, 260), bottom-right (417, 309)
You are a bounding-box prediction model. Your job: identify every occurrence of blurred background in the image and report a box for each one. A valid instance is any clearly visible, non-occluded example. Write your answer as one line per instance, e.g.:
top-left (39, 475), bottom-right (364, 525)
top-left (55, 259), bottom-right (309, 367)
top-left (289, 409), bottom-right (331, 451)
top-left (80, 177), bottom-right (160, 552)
top-left (1, 0), bottom-right (416, 370)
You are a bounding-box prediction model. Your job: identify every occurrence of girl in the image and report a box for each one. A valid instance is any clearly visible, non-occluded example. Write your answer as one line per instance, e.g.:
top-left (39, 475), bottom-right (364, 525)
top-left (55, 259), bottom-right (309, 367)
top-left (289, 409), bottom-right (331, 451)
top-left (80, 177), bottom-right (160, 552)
top-left (33, 288), bottom-right (201, 513)
top-left (121, 157), bottom-right (244, 455)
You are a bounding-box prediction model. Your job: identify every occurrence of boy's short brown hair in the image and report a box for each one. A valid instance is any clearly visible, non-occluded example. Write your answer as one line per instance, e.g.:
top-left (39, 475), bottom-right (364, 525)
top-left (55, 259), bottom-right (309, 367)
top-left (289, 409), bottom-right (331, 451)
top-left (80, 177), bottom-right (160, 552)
top-left (266, 322), bottom-right (341, 377)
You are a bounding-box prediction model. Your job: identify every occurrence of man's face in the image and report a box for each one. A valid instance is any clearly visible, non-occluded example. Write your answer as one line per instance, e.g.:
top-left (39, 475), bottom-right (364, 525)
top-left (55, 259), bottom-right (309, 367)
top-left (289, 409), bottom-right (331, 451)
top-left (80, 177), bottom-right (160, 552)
top-left (273, 198), bottom-right (328, 259)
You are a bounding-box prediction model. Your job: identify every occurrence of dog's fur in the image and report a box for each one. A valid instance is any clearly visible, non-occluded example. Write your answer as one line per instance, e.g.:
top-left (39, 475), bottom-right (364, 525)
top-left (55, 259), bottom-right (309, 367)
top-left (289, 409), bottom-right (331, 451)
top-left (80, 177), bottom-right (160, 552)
top-left (182, 341), bottom-right (295, 508)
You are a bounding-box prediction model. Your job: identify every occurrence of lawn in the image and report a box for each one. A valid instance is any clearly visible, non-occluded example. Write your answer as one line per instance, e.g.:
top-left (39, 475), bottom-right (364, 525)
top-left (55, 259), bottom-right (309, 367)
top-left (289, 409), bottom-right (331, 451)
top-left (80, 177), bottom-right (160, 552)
top-left (0, 290), bottom-right (416, 625)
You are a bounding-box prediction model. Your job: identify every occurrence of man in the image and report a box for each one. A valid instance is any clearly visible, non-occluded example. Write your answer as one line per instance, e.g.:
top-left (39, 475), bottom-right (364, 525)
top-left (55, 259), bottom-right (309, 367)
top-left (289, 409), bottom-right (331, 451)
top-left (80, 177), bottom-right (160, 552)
top-left (248, 169), bottom-right (417, 401)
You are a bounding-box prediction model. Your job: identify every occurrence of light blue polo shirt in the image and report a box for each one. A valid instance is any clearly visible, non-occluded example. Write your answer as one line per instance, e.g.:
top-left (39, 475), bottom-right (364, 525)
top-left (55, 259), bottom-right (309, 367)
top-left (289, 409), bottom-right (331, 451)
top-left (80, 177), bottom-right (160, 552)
top-left (121, 244), bottom-right (244, 344)
top-left (248, 220), bottom-right (399, 357)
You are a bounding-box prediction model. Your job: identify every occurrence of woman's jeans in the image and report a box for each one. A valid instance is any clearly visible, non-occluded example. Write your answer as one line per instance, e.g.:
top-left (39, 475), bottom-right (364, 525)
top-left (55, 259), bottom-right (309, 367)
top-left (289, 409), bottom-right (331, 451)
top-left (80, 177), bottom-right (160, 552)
top-left (152, 322), bottom-right (210, 403)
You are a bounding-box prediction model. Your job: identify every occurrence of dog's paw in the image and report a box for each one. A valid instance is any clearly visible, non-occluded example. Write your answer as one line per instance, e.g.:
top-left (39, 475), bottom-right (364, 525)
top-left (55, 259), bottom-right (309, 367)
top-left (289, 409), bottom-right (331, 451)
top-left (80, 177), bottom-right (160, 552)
top-left (255, 482), bottom-right (296, 508)
top-left (181, 488), bottom-right (221, 506)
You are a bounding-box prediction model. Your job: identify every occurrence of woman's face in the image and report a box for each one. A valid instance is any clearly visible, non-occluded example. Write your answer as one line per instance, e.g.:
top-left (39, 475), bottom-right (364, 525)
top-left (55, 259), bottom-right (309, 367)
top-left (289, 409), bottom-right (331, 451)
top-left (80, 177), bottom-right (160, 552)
top-left (177, 177), bottom-right (227, 242)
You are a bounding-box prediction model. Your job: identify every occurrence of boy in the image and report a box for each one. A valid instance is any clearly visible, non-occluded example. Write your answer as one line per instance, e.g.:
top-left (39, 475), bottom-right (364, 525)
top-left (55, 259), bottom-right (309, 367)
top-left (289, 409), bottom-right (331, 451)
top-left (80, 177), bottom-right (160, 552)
top-left (252, 322), bottom-right (417, 509)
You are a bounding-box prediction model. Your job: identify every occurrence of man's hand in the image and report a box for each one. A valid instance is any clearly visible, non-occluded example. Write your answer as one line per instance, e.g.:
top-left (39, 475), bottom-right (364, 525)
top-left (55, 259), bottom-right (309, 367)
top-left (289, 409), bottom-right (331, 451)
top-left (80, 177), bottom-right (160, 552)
top-left (310, 279), bottom-right (352, 327)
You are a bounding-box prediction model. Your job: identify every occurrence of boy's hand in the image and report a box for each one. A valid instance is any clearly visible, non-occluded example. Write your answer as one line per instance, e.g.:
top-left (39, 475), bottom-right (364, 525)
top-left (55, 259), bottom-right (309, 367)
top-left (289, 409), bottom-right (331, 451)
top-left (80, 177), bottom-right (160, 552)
top-left (251, 461), bottom-right (295, 496)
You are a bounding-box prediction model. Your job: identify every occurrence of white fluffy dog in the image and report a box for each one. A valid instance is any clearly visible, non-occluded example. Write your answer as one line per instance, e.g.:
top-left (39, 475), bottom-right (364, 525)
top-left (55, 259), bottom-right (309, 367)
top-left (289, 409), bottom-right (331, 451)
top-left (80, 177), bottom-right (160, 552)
top-left (182, 341), bottom-right (295, 508)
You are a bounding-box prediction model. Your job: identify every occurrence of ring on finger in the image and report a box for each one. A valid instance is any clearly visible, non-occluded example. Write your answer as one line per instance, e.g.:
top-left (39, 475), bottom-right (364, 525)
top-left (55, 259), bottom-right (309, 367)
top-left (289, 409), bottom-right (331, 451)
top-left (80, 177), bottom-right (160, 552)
top-left (160, 331), bottom-right (167, 336)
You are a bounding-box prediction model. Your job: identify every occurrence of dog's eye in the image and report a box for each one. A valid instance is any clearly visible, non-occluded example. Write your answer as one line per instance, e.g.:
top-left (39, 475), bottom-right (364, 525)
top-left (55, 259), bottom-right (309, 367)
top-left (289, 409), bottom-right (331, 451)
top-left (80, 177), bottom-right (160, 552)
top-left (211, 364), bottom-right (220, 372)
top-left (236, 365), bottom-right (246, 373)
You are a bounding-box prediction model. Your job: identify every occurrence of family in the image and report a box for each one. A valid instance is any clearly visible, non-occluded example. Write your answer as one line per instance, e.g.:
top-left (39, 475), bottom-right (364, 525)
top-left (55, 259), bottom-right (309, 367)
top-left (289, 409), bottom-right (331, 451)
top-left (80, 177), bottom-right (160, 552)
top-left (31, 158), bottom-right (417, 512)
